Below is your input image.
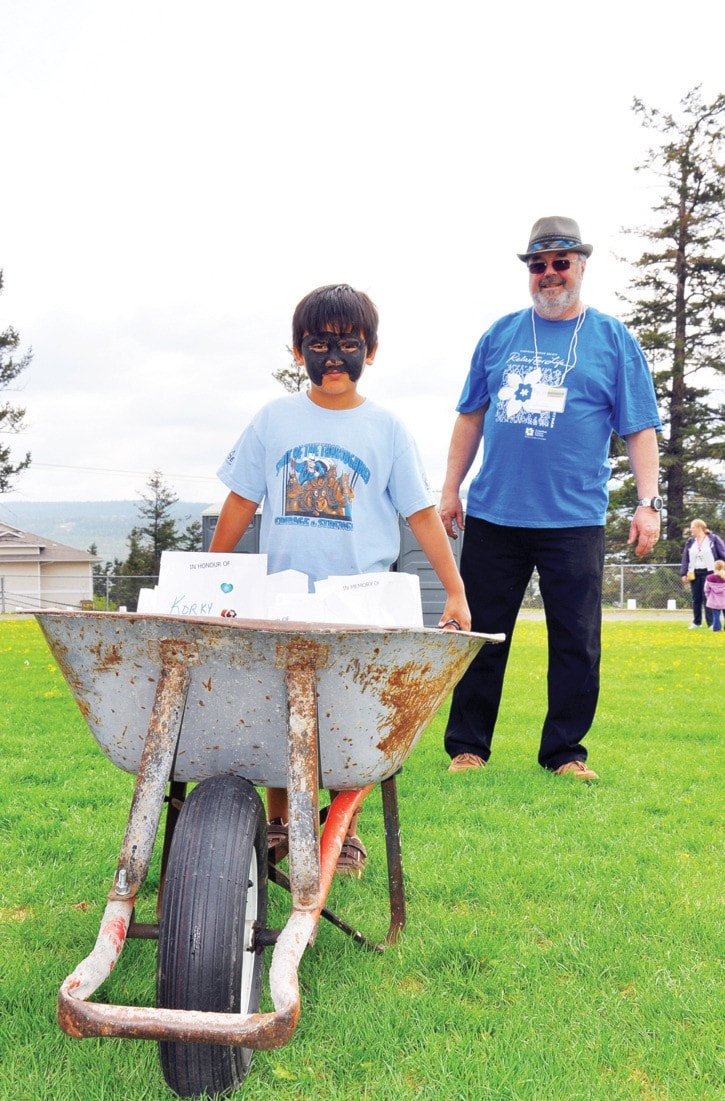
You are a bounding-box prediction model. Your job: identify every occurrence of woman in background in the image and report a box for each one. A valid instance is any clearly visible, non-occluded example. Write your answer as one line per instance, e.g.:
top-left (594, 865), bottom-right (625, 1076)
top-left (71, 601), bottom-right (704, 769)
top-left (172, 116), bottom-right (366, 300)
top-left (681, 519), bottom-right (725, 629)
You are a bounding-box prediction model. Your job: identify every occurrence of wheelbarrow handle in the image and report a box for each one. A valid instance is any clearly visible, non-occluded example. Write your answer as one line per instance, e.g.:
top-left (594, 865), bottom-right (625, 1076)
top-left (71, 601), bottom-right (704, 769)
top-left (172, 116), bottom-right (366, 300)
top-left (57, 788), bottom-right (373, 1050)
top-left (58, 909), bottom-right (306, 1050)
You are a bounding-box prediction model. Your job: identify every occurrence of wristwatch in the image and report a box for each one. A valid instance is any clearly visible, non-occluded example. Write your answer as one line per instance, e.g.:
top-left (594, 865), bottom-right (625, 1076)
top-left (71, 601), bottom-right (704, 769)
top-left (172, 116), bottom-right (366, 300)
top-left (638, 496), bottom-right (663, 511)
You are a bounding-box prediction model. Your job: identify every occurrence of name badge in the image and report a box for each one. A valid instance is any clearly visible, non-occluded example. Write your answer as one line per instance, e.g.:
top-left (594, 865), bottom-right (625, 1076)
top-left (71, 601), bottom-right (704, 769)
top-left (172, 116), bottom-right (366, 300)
top-left (527, 384), bottom-right (568, 414)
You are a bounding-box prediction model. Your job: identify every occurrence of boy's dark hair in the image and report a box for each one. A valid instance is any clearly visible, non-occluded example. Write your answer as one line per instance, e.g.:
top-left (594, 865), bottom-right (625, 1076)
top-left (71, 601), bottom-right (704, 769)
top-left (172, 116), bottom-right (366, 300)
top-left (292, 284), bottom-right (379, 351)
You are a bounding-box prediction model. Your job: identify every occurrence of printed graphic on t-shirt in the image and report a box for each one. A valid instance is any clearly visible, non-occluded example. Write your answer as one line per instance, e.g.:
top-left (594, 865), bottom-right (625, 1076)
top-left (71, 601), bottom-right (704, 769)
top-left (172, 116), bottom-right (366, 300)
top-left (495, 349), bottom-right (570, 440)
top-left (275, 443), bottom-right (371, 528)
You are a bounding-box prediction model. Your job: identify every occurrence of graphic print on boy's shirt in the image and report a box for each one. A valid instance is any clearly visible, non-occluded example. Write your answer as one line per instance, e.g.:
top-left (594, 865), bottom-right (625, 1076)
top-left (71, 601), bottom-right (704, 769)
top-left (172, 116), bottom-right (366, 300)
top-left (275, 442), bottom-right (371, 526)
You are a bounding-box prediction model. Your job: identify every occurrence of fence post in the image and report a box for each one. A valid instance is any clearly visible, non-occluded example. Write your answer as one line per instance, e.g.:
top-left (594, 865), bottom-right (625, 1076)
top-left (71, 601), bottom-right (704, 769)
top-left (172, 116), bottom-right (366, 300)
top-left (619, 565), bottom-right (624, 608)
top-left (105, 574), bottom-right (110, 611)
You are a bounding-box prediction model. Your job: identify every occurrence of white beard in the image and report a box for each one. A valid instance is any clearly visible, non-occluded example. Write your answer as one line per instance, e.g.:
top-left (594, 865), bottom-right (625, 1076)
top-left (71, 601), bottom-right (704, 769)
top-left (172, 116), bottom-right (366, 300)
top-left (532, 284), bottom-right (581, 320)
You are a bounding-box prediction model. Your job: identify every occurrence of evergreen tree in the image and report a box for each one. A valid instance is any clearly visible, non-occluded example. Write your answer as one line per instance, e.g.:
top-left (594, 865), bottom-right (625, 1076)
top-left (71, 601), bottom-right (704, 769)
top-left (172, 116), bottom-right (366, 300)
top-left (272, 347), bottom-right (309, 393)
top-left (88, 542), bottom-right (118, 608)
top-left (135, 470), bottom-right (181, 574)
top-left (113, 527), bottom-right (157, 610)
top-left (111, 472), bottom-right (200, 609)
top-left (88, 541), bottom-right (115, 577)
top-left (177, 519), bottom-right (203, 551)
top-left (611, 86), bottom-right (725, 552)
top-left (0, 270), bottom-right (32, 492)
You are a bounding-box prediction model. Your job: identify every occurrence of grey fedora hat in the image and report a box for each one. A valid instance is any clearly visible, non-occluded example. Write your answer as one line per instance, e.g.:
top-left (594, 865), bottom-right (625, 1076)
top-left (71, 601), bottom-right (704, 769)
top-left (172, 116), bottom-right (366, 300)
top-left (518, 216), bottom-right (593, 261)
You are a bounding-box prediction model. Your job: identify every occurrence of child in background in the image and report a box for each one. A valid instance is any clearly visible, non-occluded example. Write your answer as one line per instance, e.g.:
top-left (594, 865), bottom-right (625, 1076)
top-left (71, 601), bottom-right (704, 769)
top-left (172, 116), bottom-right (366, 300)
top-left (210, 283), bottom-right (470, 875)
top-left (704, 560), bottom-right (725, 633)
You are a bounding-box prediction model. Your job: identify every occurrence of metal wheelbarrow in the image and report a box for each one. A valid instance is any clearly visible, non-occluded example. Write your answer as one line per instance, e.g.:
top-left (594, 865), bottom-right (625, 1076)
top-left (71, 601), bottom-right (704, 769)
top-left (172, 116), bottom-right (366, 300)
top-left (37, 610), bottom-right (500, 1098)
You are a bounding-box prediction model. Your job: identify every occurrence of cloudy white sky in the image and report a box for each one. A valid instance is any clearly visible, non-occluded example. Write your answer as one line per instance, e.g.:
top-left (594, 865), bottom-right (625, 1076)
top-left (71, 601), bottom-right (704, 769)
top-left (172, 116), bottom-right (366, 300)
top-left (1, 0), bottom-right (723, 512)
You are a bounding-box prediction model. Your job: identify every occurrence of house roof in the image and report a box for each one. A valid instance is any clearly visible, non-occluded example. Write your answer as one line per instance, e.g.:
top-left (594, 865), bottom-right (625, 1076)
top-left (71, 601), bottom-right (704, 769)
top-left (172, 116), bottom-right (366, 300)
top-left (0, 523), bottom-right (99, 563)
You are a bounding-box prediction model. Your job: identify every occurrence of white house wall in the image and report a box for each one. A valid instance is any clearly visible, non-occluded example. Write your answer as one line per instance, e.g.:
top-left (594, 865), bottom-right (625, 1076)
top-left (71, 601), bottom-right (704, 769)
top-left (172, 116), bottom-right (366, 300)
top-left (0, 561), bottom-right (42, 613)
top-left (0, 561), bottom-right (92, 612)
top-left (38, 562), bottom-right (93, 610)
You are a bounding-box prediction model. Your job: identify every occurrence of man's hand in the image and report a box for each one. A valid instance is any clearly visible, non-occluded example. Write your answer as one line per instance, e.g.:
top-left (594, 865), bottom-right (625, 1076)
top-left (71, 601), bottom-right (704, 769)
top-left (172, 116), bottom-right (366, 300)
top-left (438, 489), bottom-right (465, 539)
top-left (437, 409), bottom-right (486, 539)
top-left (627, 506), bottom-right (661, 558)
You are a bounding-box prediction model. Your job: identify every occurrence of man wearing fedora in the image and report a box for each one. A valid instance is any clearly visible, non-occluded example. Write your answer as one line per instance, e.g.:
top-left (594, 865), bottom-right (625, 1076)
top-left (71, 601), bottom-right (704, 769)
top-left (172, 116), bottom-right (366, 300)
top-left (439, 216), bottom-right (662, 780)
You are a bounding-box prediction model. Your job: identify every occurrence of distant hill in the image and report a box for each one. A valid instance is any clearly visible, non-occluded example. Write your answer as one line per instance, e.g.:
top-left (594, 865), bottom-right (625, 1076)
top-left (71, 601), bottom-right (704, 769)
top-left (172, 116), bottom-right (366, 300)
top-left (0, 500), bottom-right (217, 563)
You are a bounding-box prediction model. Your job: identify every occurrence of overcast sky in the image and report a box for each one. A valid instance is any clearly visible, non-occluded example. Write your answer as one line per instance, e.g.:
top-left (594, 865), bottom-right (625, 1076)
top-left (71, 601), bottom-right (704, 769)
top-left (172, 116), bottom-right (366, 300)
top-left (1, 0), bottom-right (723, 515)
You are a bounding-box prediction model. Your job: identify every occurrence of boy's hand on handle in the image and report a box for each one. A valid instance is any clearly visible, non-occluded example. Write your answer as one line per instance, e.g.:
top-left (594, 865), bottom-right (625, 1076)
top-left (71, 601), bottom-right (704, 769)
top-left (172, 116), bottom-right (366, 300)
top-left (406, 506), bottom-right (470, 630)
top-left (438, 593), bottom-right (471, 632)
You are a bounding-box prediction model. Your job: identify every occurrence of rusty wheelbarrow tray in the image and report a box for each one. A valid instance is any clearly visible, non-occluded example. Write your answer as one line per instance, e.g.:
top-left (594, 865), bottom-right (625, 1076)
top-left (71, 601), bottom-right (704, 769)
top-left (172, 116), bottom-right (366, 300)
top-left (37, 610), bottom-right (501, 1096)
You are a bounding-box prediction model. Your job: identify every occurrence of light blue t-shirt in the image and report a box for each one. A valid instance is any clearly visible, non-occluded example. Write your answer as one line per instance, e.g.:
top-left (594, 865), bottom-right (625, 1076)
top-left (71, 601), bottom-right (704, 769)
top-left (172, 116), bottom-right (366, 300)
top-left (217, 391), bottom-right (433, 584)
top-left (458, 307), bottom-right (661, 527)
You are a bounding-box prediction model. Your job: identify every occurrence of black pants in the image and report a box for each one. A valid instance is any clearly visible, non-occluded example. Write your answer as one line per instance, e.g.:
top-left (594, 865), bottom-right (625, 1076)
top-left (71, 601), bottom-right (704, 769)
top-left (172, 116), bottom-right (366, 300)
top-left (444, 518), bottom-right (605, 770)
top-left (690, 569), bottom-right (713, 627)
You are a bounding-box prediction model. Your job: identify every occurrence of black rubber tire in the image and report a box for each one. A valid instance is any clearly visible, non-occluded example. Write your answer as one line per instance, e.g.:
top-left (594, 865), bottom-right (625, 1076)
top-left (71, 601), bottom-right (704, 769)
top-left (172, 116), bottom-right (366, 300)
top-left (156, 774), bottom-right (268, 1098)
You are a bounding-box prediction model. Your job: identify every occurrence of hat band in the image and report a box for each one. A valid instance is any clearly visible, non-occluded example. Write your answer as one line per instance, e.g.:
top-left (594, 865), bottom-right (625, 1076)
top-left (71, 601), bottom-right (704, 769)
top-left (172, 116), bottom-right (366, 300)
top-left (529, 237), bottom-right (580, 253)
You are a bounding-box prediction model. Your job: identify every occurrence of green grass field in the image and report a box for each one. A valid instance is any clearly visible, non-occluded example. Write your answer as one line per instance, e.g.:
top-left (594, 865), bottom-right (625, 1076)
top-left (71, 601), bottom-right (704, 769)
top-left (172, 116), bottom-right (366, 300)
top-left (0, 617), bottom-right (722, 1101)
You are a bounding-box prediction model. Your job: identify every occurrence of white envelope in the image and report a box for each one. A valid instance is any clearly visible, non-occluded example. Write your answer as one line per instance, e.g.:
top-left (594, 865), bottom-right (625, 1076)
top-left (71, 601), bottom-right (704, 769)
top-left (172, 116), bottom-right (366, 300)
top-left (267, 591), bottom-right (337, 623)
top-left (136, 587), bottom-right (158, 613)
top-left (153, 554), bottom-right (423, 626)
top-left (155, 551), bottom-right (269, 619)
top-left (265, 569), bottom-right (310, 599)
top-left (314, 572), bottom-right (423, 627)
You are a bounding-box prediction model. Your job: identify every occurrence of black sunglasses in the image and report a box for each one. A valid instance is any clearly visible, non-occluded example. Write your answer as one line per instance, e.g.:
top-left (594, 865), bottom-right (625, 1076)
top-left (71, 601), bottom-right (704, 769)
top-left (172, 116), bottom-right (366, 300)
top-left (527, 257), bottom-right (576, 274)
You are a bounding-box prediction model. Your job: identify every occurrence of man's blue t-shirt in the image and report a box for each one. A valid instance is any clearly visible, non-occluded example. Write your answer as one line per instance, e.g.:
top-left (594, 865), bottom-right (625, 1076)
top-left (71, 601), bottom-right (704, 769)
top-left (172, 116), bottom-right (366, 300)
top-left (217, 391), bottom-right (433, 584)
top-left (458, 307), bottom-right (661, 528)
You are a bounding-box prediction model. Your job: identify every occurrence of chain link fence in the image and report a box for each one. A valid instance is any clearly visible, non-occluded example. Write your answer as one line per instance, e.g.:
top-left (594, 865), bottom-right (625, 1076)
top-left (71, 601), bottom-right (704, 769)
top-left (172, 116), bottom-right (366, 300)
top-left (2, 565), bottom-right (692, 613)
top-left (96, 566), bottom-right (691, 613)
top-left (91, 575), bottom-right (158, 611)
top-left (0, 575), bottom-right (156, 613)
top-left (521, 563), bottom-right (689, 610)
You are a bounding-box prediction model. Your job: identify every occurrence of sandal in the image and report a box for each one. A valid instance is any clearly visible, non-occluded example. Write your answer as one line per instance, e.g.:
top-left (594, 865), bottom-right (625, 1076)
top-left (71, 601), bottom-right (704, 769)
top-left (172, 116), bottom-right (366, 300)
top-left (336, 834), bottom-right (367, 878)
top-left (267, 817), bottom-right (288, 860)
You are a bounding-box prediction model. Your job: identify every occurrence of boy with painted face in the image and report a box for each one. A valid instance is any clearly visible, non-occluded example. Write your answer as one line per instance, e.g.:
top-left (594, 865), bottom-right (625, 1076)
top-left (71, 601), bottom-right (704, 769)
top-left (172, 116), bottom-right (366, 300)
top-left (211, 283), bottom-right (470, 876)
top-left (298, 332), bottom-right (367, 384)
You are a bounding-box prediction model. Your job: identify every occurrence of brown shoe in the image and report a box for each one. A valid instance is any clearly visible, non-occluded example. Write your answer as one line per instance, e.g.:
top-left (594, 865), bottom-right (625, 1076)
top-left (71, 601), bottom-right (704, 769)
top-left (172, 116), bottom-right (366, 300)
top-left (448, 753), bottom-right (486, 772)
top-left (335, 834), bottom-right (367, 878)
top-left (267, 817), bottom-right (289, 862)
top-left (554, 760), bottom-right (599, 781)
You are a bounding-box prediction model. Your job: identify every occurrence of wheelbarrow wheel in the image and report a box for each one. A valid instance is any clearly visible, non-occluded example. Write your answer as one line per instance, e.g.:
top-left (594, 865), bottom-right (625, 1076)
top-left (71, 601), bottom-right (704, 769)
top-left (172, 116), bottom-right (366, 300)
top-left (156, 774), bottom-right (268, 1098)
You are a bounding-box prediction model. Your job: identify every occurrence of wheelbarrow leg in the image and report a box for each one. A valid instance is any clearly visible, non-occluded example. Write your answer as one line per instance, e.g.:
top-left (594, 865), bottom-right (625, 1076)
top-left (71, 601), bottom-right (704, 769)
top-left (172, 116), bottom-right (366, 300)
top-left (279, 641), bottom-right (326, 911)
top-left (267, 779), bottom-right (406, 953)
top-left (155, 780), bottom-right (187, 922)
top-left (129, 781), bottom-right (188, 937)
top-left (110, 655), bottom-right (192, 902)
top-left (58, 653), bottom-right (192, 1034)
top-left (381, 774), bottom-right (406, 946)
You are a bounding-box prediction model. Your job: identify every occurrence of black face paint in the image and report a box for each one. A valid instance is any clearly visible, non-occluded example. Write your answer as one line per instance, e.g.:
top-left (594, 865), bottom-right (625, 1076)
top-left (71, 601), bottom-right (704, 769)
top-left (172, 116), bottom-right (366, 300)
top-left (300, 332), bottom-right (367, 385)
